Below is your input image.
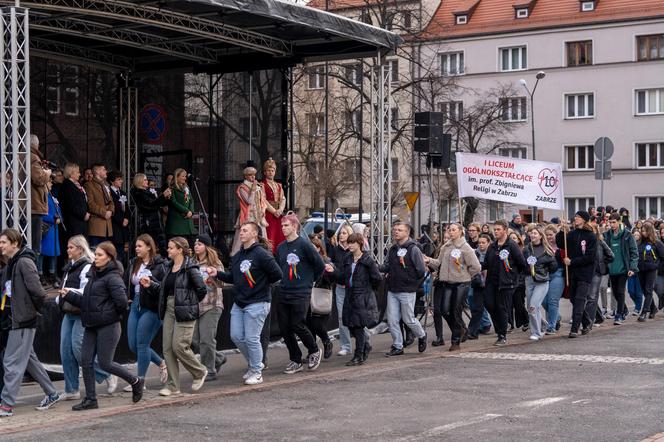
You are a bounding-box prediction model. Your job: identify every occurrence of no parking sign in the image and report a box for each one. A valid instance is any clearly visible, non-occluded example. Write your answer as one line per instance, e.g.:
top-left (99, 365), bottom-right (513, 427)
top-left (140, 103), bottom-right (169, 144)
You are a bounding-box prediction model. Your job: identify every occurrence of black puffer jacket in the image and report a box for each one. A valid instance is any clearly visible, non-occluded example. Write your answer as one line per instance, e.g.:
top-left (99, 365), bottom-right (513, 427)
top-left (153, 257), bottom-right (207, 322)
top-left (638, 240), bottom-right (664, 272)
top-left (336, 252), bottom-right (381, 328)
top-left (59, 257), bottom-right (92, 314)
top-left (66, 260), bottom-right (127, 328)
top-left (125, 255), bottom-right (167, 312)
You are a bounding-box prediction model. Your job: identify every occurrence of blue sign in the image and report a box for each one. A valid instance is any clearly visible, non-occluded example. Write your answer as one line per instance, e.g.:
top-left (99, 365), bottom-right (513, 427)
top-left (140, 104), bottom-right (168, 144)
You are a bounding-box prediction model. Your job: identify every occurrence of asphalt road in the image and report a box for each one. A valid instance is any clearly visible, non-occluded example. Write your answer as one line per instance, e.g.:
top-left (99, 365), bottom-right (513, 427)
top-left (5, 312), bottom-right (664, 442)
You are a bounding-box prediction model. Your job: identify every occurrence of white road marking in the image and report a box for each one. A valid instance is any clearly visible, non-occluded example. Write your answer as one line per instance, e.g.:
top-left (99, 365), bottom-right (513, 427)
top-left (397, 414), bottom-right (503, 441)
top-left (449, 352), bottom-right (664, 365)
top-left (518, 397), bottom-right (566, 408)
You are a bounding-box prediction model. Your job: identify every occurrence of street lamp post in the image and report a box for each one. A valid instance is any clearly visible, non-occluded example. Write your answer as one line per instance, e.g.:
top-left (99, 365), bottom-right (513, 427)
top-left (519, 71), bottom-right (545, 223)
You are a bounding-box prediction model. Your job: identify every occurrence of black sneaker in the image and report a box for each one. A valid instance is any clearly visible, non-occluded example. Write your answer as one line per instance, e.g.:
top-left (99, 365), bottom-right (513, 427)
top-left (72, 398), bottom-right (99, 411)
top-left (638, 315), bottom-right (646, 322)
top-left (555, 319), bottom-right (561, 331)
top-left (431, 336), bottom-right (445, 346)
top-left (131, 377), bottom-right (145, 403)
top-left (323, 340), bottom-right (333, 359)
top-left (466, 333), bottom-right (479, 340)
top-left (493, 337), bottom-right (507, 346)
top-left (581, 327), bottom-right (591, 335)
top-left (385, 346), bottom-right (404, 357)
top-left (418, 333), bottom-right (427, 353)
top-left (568, 332), bottom-right (578, 338)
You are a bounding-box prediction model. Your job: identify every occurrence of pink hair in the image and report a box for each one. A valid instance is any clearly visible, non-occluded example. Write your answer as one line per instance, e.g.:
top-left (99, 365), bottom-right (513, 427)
top-left (281, 213), bottom-right (301, 229)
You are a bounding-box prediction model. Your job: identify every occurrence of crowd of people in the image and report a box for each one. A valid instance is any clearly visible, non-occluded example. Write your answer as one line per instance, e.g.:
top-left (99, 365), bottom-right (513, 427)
top-left (1, 135), bottom-right (663, 418)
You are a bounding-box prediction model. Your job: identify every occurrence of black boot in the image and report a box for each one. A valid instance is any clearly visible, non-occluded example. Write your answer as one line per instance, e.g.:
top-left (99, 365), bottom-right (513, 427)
top-left (431, 336), bottom-right (445, 346)
top-left (72, 398), bottom-right (99, 411)
top-left (346, 350), bottom-right (364, 366)
top-left (131, 377), bottom-right (145, 403)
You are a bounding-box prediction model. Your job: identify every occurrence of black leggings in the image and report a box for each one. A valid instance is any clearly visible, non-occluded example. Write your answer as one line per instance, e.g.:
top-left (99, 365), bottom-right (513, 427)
top-left (639, 269), bottom-right (658, 315)
top-left (434, 282), bottom-right (469, 343)
top-left (81, 322), bottom-right (137, 401)
top-left (306, 311), bottom-right (331, 344)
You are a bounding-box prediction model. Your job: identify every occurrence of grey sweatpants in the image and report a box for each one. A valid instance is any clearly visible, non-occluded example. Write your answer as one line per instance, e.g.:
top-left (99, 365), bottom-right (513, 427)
top-left (192, 307), bottom-right (224, 375)
top-left (1, 328), bottom-right (56, 407)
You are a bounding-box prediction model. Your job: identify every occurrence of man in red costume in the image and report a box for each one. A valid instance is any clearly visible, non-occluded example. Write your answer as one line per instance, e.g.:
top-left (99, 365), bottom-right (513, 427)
top-left (262, 158), bottom-right (286, 253)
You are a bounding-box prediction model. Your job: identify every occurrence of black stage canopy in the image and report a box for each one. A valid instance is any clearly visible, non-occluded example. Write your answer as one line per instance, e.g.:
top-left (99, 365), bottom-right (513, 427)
top-left (8, 0), bottom-right (401, 74)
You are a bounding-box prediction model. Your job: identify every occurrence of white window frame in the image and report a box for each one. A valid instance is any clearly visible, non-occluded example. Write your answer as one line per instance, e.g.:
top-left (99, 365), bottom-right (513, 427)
top-left (440, 51), bottom-right (465, 76)
top-left (564, 92), bottom-right (595, 119)
top-left (565, 197), bottom-right (596, 216)
top-left (581, 1), bottom-right (595, 12)
top-left (307, 66), bottom-right (325, 90)
top-left (488, 200), bottom-right (505, 222)
top-left (343, 63), bottom-right (362, 86)
top-left (635, 195), bottom-right (664, 219)
top-left (635, 142), bottom-right (664, 169)
top-left (498, 45), bottom-right (527, 72)
top-left (500, 97), bottom-right (527, 122)
top-left (634, 87), bottom-right (664, 115)
top-left (438, 101), bottom-right (463, 123)
top-left (307, 113), bottom-right (325, 137)
top-left (516, 8), bottom-right (529, 18)
top-left (456, 15), bottom-right (467, 25)
top-left (564, 145), bottom-right (595, 171)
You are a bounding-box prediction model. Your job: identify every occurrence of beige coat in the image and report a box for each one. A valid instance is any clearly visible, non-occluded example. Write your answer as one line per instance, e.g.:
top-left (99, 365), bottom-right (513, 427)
top-left (84, 179), bottom-right (114, 237)
top-left (428, 237), bottom-right (481, 283)
top-left (30, 149), bottom-right (50, 216)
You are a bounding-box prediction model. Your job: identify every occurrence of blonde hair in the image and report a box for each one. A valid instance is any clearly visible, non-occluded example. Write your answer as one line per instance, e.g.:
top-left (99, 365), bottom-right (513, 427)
top-left (173, 168), bottom-right (187, 190)
top-left (169, 237), bottom-right (191, 257)
top-left (132, 173), bottom-right (147, 189)
top-left (63, 163), bottom-right (80, 180)
top-left (527, 225), bottom-right (554, 256)
top-left (68, 235), bottom-right (94, 262)
top-left (332, 224), bottom-right (354, 247)
top-left (195, 243), bottom-right (223, 268)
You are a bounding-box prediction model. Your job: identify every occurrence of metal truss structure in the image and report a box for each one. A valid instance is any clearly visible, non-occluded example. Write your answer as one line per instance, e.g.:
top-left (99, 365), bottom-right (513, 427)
top-left (119, 86), bottom-right (138, 234)
top-left (370, 60), bottom-right (392, 263)
top-left (0, 6), bottom-right (31, 243)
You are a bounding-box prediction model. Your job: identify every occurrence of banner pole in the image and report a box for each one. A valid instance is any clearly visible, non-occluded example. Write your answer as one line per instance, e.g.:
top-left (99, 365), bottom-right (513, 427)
top-left (563, 210), bottom-right (569, 286)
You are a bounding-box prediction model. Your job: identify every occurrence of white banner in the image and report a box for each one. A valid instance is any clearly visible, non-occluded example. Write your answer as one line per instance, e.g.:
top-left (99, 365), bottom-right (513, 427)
top-left (455, 152), bottom-right (564, 210)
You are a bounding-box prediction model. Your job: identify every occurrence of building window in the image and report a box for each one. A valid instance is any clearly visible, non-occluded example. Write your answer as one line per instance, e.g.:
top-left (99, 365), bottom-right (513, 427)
top-left (516, 8), bottom-right (529, 18)
top-left (307, 66), bottom-right (325, 89)
top-left (62, 65), bottom-right (79, 117)
top-left (636, 196), bottom-right (664, 219)
top-left (500, 46), bottom-right (527, 71)
top-left (488, 200), bottom-right (505, 221)
top-left (403, 10), bottom-right (412, 30)
top-left (391, 158), bottom-right (399, 182)
top-left (307, 113), bottom-right (325, 136)
top-left (565, 93), bottom-right (595, 119)
top-left (46, 69), bottom-right (60, 115)
top-left (389, 60), bottom-right (399, 83)
top-left (567, 41), bottom-right (593, 66)
top-left (240, 117), bottom-right (258, 138)
top-left (636, 88), bottom-right (664, 115)
top-left (440, 200), bottom-right (459, 221)
top-left (390, 107), bottom-right (399, 130)
top-left (343, 63), bottom-right (362, 86)
top-left (565, 145), bottom-right (595, 170)
top-left (360, 8), bottom-right (371, 24)
top-left (500, 97), bottom-right (527, 122)
top-left (440, 51), bottom-right (465, 76)
top-left (439, 101), bottom-right (463, 124)
top-left (345, 110), bottom-right (361, 132)
top-left (636, 142), bottom-right (664, 168)
top-left (347, 159), bottom-right (362, 183)
top-left (581, 1), bottom-right (596, 12)
top-left (499, 147), bottom-right (527, 158)
top-left (637, 34), bottom-right (664, 61)
top-left (456, 15), bottom-right (468, 25)
top-left (566, 197), bottom-right (595, 216)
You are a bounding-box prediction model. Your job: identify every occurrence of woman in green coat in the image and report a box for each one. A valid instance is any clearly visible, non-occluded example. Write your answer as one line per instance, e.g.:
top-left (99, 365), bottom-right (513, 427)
top-left (165, 168), bottom-right (196, 245)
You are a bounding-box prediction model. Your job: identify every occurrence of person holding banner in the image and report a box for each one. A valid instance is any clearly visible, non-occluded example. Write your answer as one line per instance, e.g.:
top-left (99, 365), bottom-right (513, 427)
top-left (482, 220), bottom-right (527, 346)
top-left (523, 225), bottom-right (557, 341)
top-left (557, 211), bottom-right (597, 338)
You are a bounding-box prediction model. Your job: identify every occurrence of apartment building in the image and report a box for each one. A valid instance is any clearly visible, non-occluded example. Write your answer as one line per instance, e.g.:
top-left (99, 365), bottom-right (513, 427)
top-left (419, 0), bottom-right (664, 222)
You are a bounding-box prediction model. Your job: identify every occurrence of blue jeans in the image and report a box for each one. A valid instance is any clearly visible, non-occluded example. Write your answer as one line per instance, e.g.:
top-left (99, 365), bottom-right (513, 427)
top-left (467, 287), bottom-right (492, 331)
top-left (542, 269), bottom-right (564, 332)
top-left (387, 291), bottom-right (425, 350)
top-left (525, 277), bottom-right (549, 338)
top-left (127, 296), bottom-right (163, 378)
top-left (230, 302), bottom-right (270, 373)
top-left (60, 313), bottom-right (109, 393)
top-left (335, 286), bottom-right (351, 352)
top-left (627, 274), bottom-right (643, 313)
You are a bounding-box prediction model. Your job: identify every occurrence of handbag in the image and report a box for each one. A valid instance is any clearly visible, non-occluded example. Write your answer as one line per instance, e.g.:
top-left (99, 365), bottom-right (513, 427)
top-left (310, 286), bottom-right (333, 315)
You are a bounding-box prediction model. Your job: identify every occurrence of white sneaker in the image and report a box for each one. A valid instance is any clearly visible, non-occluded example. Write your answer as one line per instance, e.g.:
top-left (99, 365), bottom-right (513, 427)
top-left (61, 391), bottom-right (80, 401)
top-left (106, 375), bottom-right (118, 394)
top-left (243, 363), bottom-right (264, 380)
top-left (159, 388), bottom-right (180, 397)
top-left (529, 335), bottom-right (540, 341)
top-left (337, 349), bottom-right (350, 356)
top-left (191, 376), bottom-right (205, 392)
top-left (244, 372), bottom-right (263, 385)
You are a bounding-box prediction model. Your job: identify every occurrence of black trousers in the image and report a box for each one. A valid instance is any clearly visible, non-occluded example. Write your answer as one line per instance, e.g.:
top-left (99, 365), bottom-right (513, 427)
top-left (434, 281), bottom-right (468, 344)
top-left (484, 284), bottom-right (513, 338)
top-left (639, 269), bottom-right (658, 315)
top-left (31, 215), bottom-right (43, 255)
top-left (569, 279), bottom-right (592, 332)
top-left (507, 284), bottom-right (528, 329)
top-left (468, 286), bottom-right (486, 336)
top-left (609, 274), bottom-right (628, 318)
top-left (306, 311), bottom-right (331, 344)
top-left (81, 322), bottom-right (136, 401)
top-left (349, 326), bottom-right (366, 357)
top-left (277, 298), bottom-right (319, 363)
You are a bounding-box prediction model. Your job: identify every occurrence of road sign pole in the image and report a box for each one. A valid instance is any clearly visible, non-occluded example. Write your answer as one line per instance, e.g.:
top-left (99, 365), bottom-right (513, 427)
top-left (600, 138), bottom-right (605, 208)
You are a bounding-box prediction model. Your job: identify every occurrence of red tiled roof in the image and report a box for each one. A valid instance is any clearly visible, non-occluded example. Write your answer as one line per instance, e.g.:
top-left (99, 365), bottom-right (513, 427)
top-left (422, 0), bottom-right (664, 40)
